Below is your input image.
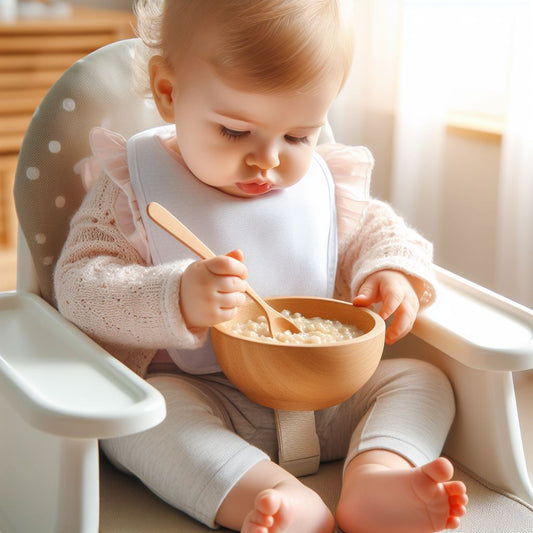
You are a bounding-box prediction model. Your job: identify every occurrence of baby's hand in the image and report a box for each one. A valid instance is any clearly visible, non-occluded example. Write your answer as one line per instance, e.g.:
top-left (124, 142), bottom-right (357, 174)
top-left (352, 270), bottom-right (420, 345)
top-left (180, 249), bottom-right (248, 329)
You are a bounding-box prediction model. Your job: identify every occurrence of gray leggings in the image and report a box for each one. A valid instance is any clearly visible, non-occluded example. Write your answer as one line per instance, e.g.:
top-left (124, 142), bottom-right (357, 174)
top-left (101, 358), bottom-right (455, 528)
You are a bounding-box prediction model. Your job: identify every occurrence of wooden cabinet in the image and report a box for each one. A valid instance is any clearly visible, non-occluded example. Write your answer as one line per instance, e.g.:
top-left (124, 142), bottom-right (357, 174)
top-left (0, 6), bottom-right (134, 290)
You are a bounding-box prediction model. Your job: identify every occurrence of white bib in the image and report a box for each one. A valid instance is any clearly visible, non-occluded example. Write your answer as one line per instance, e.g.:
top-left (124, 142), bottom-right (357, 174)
top-left (128, 125), bottom-right (337, 373)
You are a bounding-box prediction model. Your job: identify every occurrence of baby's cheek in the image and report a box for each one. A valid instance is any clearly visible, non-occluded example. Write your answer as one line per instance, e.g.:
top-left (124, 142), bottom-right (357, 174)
top-left (287, 155), bottom-right (314, 186)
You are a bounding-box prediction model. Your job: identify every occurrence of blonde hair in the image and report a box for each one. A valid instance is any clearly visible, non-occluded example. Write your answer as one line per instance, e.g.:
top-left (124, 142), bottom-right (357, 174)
top-left (134, 0), bottom-right (354, 96)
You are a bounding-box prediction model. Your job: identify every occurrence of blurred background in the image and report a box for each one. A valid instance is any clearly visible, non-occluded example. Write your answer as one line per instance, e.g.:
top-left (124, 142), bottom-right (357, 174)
top-left (1, 0), bottom-right (532, 310)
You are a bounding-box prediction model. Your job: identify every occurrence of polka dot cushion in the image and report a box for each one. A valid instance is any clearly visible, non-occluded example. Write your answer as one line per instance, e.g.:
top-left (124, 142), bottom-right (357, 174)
top-left (13, 39), bottom-right (165, 305)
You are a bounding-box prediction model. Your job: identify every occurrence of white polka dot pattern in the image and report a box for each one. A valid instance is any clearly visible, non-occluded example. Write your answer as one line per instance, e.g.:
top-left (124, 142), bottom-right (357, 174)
top-left (62, 98), bottom-right (76, 111)
top-left (35, 233), bottom-right (47, 245)
top-left (26, 167), bottom-right (40, 180)
top-left (48, 140), bottom-right (61, 153)
top-left (55, 195), bottom-right (66, 208)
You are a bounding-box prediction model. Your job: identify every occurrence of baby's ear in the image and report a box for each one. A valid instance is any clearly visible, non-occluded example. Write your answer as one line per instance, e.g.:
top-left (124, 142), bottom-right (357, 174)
top-left (149, 55), bottom-right (176, 123)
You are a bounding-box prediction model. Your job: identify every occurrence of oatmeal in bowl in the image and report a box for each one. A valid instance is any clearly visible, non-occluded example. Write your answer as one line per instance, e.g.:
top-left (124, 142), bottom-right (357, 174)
top-left (212, 296), bottom-right (385, 411)
top-left (232, 310), bottom-right (363, 345)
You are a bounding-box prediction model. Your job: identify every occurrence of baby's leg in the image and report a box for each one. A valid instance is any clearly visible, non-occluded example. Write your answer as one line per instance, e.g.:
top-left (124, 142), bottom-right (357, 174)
top-left (217, 459), bottom-right (335, 533)
top-left (336, 450), bottom-right (467, 533)
top-left (101, 375), bottom-right (283, 529)
top-left (103, 373), bottom-right (333, 531)
top-left (327, 359), bottom-right (467, 533)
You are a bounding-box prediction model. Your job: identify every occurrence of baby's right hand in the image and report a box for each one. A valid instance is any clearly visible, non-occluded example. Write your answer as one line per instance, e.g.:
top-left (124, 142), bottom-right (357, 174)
top-left (180, 249), bottom-right (248, 328)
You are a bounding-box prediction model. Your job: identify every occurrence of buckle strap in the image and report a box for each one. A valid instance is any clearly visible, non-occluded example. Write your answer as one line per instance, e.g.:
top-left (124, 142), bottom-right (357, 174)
top-left (274, 409), bottom-right (320, 477)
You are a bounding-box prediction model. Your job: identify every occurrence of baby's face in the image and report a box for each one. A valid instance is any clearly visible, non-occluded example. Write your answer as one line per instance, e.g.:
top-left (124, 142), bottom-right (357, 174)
top-left (161, 57), bottom-right (339, 197)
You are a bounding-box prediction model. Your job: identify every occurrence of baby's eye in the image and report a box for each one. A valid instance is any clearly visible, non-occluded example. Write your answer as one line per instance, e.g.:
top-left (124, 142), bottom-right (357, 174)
top-left (285, 134), bottom-right (309, 145)
top-left (220, 126), bottom-right (250, 141)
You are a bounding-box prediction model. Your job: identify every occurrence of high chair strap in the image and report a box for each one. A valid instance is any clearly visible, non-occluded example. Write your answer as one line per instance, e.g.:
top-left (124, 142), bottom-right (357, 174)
top-left (275, 410), bottom-right (320, 477)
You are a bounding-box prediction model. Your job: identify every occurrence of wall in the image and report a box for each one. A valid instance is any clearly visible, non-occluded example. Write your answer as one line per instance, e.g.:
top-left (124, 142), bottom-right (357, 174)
top-left (438, 129), bottom-right (501, 289)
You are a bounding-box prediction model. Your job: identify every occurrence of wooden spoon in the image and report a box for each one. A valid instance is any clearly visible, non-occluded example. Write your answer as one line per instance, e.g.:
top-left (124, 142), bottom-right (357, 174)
top-left (147, 201), bottom-right (301, 337)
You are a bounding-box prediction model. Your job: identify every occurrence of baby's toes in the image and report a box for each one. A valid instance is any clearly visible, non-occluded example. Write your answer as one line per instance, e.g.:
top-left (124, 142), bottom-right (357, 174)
top-left (445, 480), bottom-right (467, 496)
top-left (450, 503), bottom-right (467, 518)
top-left (445, 514), bottom-right (462, 530)
top-left (255, 488), bottom-right (283, 516)
top-left (250, 509), bottom-right (274, 529)
top-left (446, 481), bottom-right (468, 510)
top-left (449, 497), bottom-right (467, 519)
top-left (428, 457), bottom-right (454, 480)
top-left (452, 491), bottom-right (468, 507)
top-left (445, 490), bottom-right (467, 530)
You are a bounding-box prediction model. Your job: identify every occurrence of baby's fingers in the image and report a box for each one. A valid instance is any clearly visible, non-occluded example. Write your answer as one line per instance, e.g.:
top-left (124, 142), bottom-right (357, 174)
top-left (215, 273), bottom-right (248, 295)
top-left (379, 290), bottom-right (405, 320)
top-left (205, 254), bottom-right (248, 279)
top-left (225, 249), bottom-right (244, 263)
top-left (384, 299), bottom-right (418, 344)
top-left (352, 278), bottom-right (380, 307)
top-left (217, 290), bottom-right (247, 311)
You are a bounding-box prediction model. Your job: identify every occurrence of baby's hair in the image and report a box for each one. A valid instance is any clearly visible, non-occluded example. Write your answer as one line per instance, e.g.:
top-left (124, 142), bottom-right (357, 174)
top-left (133, 0), bottom-right (355, 97)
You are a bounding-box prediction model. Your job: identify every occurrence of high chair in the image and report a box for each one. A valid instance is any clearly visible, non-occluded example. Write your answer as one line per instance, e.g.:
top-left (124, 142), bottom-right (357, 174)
top-left (1, 39), bottom-right (533, 533)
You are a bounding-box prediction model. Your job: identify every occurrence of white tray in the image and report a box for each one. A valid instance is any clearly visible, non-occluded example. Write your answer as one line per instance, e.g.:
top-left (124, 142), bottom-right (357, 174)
top-left (0, 291), bottom-right (165, 438)
top-left (415, 266), bottom-right (533, 371)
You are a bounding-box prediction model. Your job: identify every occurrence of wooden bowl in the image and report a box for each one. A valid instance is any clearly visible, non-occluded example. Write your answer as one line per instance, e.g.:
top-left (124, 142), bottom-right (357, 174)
top-left (211, 297), bottom-right (385, 411)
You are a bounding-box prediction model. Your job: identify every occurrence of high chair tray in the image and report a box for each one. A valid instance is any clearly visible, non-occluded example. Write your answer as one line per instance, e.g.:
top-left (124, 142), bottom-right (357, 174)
top-left (0, 291), bottom-right (165, 439)
top-left (414, 266), bottom-right (533, 371)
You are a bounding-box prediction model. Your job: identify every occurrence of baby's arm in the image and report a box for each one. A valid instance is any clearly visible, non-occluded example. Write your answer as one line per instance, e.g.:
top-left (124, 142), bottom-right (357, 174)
top-left (341, 199), bottom-right (435, 345)
top-left (54, 174), bottom-right (204, 350)
top-left (320, 143), bottom-right (435, 344)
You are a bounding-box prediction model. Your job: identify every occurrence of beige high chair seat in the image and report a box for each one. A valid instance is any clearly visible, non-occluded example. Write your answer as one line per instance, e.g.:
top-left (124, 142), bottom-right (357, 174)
top-left (1, 39), bottom-right (533, 532)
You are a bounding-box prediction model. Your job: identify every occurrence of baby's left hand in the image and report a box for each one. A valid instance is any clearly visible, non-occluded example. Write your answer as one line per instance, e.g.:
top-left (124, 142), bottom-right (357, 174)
top-left (352, 270), bottom-right (420, 345)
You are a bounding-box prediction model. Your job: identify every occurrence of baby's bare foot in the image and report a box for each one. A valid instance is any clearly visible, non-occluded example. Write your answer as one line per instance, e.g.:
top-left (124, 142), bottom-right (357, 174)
top-left (241, 481), bottom-right (335, 533)
top-left (336, 457), bottom-right (468, 533)
top-left (241, 487), bottom-right (292, 533)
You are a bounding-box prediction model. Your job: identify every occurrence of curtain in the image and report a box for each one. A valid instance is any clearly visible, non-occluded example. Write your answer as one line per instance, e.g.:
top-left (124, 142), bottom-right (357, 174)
top-left (496, 2), bottom-right (533, 308)
top-left (389, 3), bottom-right (450, 246)
top-left (329, 0), bottom-right (401, 144)
top-left (330, 0), bottom-right (533, 309)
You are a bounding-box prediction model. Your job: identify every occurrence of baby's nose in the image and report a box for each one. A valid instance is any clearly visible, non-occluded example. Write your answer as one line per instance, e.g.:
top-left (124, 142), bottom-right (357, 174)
top-left (245, 143), bottom-right (280, 170)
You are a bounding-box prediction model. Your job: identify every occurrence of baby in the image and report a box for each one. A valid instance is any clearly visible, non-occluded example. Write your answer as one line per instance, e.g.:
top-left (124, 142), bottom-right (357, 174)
top-left (55, 1), bottom-right (467, 531)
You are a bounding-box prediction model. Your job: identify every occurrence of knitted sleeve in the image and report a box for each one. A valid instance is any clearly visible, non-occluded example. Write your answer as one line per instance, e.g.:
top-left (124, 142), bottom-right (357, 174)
top-left (338, 199), bottom-right (436, 308)
top-left (318, 143), bottom-right (436, 308)
top-left (54, 171), bottom-right (207, 359)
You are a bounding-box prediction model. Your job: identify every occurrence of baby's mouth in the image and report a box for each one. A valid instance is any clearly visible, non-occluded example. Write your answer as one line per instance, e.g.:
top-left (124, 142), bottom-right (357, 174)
top-left (236, 181), bottom-right (274, 195)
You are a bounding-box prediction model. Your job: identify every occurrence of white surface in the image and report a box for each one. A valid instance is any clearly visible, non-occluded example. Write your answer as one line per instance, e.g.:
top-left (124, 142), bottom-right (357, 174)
top-left (414, 266), bottom-right (533, 371)
top-left (0, 404), bottom-right (100, 533)
top-left (515, 370), bottom-right (533, 489)
top-left (0, 291), bottom-right (165, 438)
